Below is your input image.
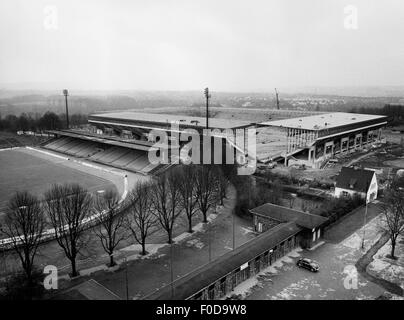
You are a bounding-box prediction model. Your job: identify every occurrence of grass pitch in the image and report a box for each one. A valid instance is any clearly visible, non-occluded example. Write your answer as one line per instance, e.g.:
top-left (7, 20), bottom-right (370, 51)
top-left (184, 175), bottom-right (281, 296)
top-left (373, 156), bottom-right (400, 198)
top-left (0, 148), bottom-right (116, 213)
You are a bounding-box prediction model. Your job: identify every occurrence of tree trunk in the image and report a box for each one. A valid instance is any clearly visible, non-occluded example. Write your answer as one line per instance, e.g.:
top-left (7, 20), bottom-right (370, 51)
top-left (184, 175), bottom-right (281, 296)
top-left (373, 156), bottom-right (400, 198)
top-left (109, 254), bottom-right (115, 267)
top-left (188, 216), bottom-right (193, 233)
top-left (391, 238), bottom-right (396, 259)
top-left (25, 263), bottom-right (33, 287)
top-left (202, 210), bottom-right (208, 223)
top-left (167, 229), bottom-right (173, 244)
top-left (24, 252), bottom-right (33, 285)
top-left (141, 242), bottom-right (147, 256)
top-left (71, 258), bottom-right (78, 277)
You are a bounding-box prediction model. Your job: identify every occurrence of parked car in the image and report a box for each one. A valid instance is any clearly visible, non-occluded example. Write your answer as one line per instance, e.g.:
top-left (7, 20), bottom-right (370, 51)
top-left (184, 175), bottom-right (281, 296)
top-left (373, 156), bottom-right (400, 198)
top-left (296, 258), bottom-right (319, 272)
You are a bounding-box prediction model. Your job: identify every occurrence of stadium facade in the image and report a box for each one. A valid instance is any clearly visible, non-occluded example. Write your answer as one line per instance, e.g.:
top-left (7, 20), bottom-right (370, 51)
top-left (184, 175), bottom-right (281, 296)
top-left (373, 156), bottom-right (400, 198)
top-left (259, 112), bottom-right (388, 168)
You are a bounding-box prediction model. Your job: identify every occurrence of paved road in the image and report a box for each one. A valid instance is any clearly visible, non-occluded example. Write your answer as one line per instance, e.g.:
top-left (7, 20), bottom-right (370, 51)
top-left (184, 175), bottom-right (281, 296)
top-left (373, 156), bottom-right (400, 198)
top-left (36, 185), bottom-right (257, 299)
top-left (245, 203), bottom-right (386, 300)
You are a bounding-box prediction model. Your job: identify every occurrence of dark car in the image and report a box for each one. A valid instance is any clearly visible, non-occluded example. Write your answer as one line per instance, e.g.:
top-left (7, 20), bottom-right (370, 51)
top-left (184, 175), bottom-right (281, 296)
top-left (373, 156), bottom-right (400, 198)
top-left (296, 258), bottom-right (319, 272)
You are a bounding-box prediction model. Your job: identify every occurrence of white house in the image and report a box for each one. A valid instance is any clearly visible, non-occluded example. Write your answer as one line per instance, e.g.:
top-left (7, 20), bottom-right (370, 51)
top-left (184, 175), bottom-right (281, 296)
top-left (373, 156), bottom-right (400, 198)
top-left (335, 167), bottom-right (378, 203)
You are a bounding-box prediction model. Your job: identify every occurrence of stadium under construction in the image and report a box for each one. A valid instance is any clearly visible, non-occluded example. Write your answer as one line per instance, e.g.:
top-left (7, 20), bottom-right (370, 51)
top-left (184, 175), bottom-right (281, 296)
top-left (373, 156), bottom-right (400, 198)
top-left (259, 112), bottom-right (388, 168)
top-left (41, 111), bottom-right (389, 173)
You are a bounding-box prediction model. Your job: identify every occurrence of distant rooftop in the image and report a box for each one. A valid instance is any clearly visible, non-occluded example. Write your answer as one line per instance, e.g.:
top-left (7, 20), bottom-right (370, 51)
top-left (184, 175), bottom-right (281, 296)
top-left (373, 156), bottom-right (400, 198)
top-left (89, 111), bottom-right (254, 130)
top-left (260, 112), bottom-right (388, 131)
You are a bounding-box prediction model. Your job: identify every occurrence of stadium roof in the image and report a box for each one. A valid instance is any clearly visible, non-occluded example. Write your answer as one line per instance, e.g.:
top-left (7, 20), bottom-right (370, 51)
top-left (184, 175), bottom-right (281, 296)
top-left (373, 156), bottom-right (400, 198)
top-left (89, 112), bottom-right (254, 130)
top-left (260, 112), bottom-right (388, 131)
top-left (46, 130), bottom-right (164, 151)
top-left (144, 221), bottom-right (301, 300)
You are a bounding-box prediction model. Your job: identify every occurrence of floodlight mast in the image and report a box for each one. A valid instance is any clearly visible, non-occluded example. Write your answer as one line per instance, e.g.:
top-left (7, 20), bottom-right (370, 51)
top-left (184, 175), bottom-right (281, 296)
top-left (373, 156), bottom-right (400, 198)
top-left (275, 88), bottom-right (280, 110)
top-left (204, 87), bottom-right (211, 129)
top-left (63, 89), bottom-right (69, 129)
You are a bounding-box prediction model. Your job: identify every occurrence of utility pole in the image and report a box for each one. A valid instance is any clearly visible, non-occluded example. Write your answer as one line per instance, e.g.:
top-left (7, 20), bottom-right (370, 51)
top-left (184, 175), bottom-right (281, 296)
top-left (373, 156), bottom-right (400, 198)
top-left (170, 243), bottom-right (174, 298)
top-left (232, 208), bottom-right (235, 250)
top-left (63, 89), bottom-right (69, 129)
top-left (361, 182), bottom-right (370, 250)
top-left (275, 88), bottom-right (280, 110)
top-left (208, 220), bottom-right (211, 262)
top-left (124, 256), bottom-right (129, 300)
top-left (204, 87), bottom-right (211, 129)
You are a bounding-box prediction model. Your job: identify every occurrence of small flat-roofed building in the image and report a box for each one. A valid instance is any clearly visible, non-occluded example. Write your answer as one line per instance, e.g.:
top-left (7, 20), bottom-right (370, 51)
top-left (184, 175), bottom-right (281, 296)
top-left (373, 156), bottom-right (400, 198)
top-left (144, 221), bottom-right (302, 300)
top-left (335, 166), bottom-right (378, 202)
top-left (250, 203), bottom-right (328, 249)
top-left (259, 112), bottom-right (388, 168)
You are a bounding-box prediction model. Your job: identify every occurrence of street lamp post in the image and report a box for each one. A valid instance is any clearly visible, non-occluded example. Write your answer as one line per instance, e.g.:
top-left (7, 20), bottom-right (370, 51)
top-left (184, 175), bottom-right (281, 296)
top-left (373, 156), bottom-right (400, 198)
top-left (361, 198), bottom-right (369, 250)
top-left (170, 242), bottom-right (175, 298)
top-left (63, 89), bottom-right (69, 129)
top-left (232, 208), bottom-right (235, 250)
top-left (124, 256), bottom-right (129, 300)
top-left (361, 182), bottom-right (370, 250)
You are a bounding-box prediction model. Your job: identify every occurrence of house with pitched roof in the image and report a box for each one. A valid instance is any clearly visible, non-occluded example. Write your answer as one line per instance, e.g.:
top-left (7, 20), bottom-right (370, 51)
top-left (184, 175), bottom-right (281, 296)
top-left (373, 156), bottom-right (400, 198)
top-left (250, 203), bottom-right (328, 249)
top-left (334, 166), bottom-right (378, 202)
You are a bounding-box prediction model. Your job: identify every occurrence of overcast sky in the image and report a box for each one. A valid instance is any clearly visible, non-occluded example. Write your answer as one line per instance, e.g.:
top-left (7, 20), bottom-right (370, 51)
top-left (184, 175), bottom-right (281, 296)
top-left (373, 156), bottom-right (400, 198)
top-left (0, 0), bottom-right (403, 92)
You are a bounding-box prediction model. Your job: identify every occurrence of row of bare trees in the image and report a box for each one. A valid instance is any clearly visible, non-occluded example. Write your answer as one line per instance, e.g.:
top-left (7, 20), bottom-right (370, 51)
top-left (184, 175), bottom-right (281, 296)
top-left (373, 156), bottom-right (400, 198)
top-left (125, 165), bottom-right (227, 256)
top-left (0, 164), bottom-right (228, 288)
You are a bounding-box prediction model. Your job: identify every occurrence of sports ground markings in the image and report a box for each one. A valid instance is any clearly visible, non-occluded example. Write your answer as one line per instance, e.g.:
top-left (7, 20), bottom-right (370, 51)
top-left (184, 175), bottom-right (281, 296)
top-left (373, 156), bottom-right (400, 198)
top-left (0, 147), bottom-right (130, 248)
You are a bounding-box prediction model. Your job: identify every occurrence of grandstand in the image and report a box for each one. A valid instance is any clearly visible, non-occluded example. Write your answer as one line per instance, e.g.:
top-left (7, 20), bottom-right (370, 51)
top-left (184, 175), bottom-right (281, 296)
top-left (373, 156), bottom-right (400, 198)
top-left (42, 111), bottom-right (256, 175)
top-left (42, 129), bottom-right (167, 175)
top-left (259, 112), bottom-right (388, 168)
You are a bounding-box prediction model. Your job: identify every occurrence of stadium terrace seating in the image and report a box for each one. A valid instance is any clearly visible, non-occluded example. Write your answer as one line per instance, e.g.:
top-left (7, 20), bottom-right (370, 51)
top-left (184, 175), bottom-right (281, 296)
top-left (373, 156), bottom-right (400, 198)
top-left (42, 136), bottom-right (162, 174)
top-left (124, 154), bottom-right (150, 171)
top-left (110, 150), bottom-right (141, 167)
top-left (46, 137), bottom-right (72, 149)
top-left (54, 138), bottom-right (77, 151)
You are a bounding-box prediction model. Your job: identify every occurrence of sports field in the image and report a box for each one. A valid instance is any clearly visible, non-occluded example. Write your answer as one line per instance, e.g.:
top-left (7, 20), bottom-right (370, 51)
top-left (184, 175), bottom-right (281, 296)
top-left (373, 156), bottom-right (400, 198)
top-left (0, 148), bottom-right (117, 213)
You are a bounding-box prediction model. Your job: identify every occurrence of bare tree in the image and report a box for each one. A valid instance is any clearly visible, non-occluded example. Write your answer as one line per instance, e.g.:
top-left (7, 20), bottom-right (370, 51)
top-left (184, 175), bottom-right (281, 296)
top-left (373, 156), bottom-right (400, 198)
top-left (176, 165), bottom-right (199, 233)
top-left (213, 166), bottom-right (228, 206)
top-left (127, 181), bottom-right (155, 255)
top-left (0, 191), bottom-right (44, 285)
top-left (195, 165), bottom-right (220, 223)
top-left (381, 188), bottom-right (404, 259)
top-left (93, 189), bottom-right (125, 267)
top-left (44, 183), bottom-right (92, 277)
top-left (150, 170), bottom-right (181, 244)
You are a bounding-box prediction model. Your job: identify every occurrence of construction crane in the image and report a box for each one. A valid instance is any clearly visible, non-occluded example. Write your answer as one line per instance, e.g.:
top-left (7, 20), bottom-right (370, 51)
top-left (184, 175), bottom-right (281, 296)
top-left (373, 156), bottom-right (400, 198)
top-left (275, 88), bottom-right (280, 110)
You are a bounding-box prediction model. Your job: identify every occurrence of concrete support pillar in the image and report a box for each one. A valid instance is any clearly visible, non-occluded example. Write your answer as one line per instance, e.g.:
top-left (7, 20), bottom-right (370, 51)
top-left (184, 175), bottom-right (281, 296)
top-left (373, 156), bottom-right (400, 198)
top-left (202, 288), bottom-right (209, 300)
top-left (225, 275), bottom-right (233, 293)
top-left (355, 133), bottom-right (362, 149)
top-left (292, 129), bottom-right (295, 150)
top-left (213, 281), bottom-right (221, 299)
top-left (249, 261), bottom-right (255, 277)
